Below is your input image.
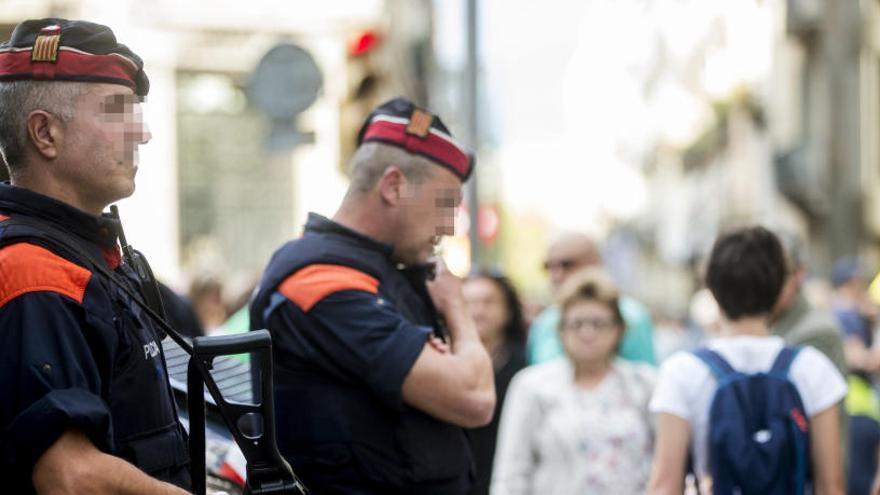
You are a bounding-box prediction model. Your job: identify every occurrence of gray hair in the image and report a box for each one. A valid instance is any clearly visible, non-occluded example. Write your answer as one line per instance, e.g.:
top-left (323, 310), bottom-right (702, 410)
top-left (347, 142), bottom-right (434, 194)
top-left (0, 81), bottom-right (90, 176)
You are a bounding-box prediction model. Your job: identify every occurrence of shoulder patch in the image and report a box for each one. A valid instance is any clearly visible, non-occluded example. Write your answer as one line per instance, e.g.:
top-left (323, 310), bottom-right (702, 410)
top-left (278, 264), bottom-right (379, 312)
top-left (0, 242), bottom-right (92, 308)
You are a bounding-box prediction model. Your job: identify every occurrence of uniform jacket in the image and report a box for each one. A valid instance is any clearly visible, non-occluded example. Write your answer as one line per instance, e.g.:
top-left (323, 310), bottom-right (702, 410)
top-left (251, 213), bottom-right (473, 494)
top-left (0, 183), bottom-right (190, 493)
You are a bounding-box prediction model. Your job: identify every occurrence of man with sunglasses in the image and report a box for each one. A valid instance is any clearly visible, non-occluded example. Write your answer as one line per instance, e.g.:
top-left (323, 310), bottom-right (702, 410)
top-left (528, 232), bottom-right (657, 365)
top-left (0, 19), bottom-right (190, 494)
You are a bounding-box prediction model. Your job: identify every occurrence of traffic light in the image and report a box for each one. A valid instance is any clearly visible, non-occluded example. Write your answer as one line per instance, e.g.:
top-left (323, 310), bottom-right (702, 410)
top-left (339, 29), bottom-right (385, 174)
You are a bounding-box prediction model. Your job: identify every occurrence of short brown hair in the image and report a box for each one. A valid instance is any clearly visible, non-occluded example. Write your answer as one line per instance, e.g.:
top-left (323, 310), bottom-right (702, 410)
top-left (557, 267), bottom-right (624, 328)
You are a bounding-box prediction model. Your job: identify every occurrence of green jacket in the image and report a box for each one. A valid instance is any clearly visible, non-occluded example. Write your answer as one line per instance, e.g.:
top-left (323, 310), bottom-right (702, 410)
top-left (771, 293), bottom-right (847, 375)
top-left (771, 293), bottom-right (850, 450)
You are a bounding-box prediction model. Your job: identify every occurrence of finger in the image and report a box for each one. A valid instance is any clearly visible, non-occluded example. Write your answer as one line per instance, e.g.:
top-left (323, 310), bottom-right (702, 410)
top-left (432, 342), bottom-right (450, 354)
top-left (433, 256), bottom-right (448, 275)
top-left (428, 336), bottom-right (450, 354)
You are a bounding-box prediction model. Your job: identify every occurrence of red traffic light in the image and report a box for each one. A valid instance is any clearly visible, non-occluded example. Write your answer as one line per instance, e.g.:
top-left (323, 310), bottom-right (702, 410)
top-left (349, 30), bottom-right (380, 57)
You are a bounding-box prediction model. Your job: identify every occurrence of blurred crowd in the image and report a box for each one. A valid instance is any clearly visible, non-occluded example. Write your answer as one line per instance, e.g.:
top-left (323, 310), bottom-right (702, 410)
top-left (162, 223), bottom-right (880, 495)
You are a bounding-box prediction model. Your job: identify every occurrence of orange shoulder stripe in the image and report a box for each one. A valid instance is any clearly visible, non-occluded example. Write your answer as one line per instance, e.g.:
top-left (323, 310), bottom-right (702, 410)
top-left (0, 214), bottom-right (9, 222)
top-left (278, 264), bottom-right (379, 312)
top-left (0, 243), bottom-right (92, 308)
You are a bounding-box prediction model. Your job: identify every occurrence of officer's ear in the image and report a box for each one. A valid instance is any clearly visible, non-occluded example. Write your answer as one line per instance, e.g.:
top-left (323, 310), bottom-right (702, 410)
top-left (378, 165), bottom-right (406, 206)
top-left (26, 110), bottom-right (64, 160)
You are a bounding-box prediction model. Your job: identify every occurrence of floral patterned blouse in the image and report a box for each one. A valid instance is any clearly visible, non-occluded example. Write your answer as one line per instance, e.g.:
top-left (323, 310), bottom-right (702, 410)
top-left (491, 358), bottom-right (656, 495)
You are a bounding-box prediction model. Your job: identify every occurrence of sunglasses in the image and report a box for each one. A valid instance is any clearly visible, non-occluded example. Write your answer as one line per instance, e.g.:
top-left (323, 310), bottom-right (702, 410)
top-left (542, 258), bottom-right (580, 272)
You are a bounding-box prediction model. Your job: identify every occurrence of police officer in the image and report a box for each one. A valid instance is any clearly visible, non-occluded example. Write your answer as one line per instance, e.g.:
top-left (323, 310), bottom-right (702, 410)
top-left (0, 19), bottom-right (190, 493)
top-left (251, 98), bottom-right (495, 494)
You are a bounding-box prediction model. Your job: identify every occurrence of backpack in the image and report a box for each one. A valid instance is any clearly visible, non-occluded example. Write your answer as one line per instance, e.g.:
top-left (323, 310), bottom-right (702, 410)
top-left (693, 346), bottom-right (811, 495)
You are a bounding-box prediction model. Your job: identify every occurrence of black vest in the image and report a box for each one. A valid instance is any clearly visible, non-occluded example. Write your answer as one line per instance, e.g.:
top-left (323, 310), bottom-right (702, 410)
top-left (0, 206), bottom-right (190, 492)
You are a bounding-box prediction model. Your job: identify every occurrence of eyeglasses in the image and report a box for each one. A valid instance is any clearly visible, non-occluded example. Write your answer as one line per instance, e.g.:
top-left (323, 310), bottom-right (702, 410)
top-left (543, 258), bottom-right (580, 272)
top-left (561, 317), bottom-right (619, 333)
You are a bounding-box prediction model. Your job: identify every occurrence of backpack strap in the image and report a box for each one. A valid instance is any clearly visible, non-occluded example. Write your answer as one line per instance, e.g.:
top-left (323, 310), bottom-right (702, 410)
top-left (769, 346), bottom-right (802, 377)
top-left (693, 348), bottom-right (736, 380)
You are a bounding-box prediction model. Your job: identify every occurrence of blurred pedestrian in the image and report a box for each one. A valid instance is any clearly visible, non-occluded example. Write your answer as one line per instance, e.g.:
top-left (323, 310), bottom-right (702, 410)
top-left (249, 97), bottom-right (494, 493)
top-left (158, 281), bottom-right (205, 338)
top-left (649, 226), bottom-right (846, 495)
top-left (492, 268), bottom-right (656, 495)
top-left (771, 233), bottom-right (847, 371)
top-left (0, 18), bottom-right (190, 494)
top-left (189, 273), bottom-right (227, 333)
top-left (463, 271), bottom-right (528, 495)
top-left (829, 257), bottom-right (880, 495)
top-left (770, 231), bottom-right (855, 490)
top-left (528, 232), bottom-right (656, 365)
top-left (832, 257), bottom-right (880, 375)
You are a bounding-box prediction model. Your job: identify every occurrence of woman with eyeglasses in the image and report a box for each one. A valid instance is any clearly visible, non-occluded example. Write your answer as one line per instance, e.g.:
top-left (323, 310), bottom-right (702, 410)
top-left (491, 268), bottom-right (656, 495)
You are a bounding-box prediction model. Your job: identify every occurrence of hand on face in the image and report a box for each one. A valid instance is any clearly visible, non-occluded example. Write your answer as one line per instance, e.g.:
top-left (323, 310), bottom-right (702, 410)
top-left (427, 257), bottom-right (466, 316)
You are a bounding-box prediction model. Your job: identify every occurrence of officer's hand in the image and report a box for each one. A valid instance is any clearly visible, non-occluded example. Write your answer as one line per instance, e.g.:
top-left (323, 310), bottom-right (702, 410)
top-left (426, 257), bottom-right (465, 316)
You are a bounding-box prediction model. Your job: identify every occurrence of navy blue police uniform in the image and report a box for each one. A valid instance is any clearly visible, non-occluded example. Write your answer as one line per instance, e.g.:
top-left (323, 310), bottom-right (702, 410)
top-left (250, 98), bottom-right (476, 494)
top-left (0, 185), bottom-right (191, 493)
top-left (251, 214), bottom-right (473, 495)
top-left (0, 19), bottom-right (189, 493)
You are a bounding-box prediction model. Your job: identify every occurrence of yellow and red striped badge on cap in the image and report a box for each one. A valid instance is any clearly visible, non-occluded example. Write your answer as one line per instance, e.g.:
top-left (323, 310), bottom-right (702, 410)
top-left (31, 25), bottom-right (60, 62)
top-left (406, 109), bottom-right (433, 138)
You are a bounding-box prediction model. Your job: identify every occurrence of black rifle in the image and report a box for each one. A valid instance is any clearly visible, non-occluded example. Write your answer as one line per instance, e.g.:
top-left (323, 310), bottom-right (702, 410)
top-left (2, 208), bottom-right (307, 495)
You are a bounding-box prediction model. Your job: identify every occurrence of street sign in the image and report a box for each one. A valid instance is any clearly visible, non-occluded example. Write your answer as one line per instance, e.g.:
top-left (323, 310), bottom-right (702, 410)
top-left (248, 43), bottom-right (323, 120)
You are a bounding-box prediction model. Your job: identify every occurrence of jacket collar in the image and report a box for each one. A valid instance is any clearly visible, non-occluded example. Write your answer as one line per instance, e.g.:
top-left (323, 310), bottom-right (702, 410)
top-left (304, 212), bottom-right (395, 258)
top-left (0, 182), bottom-right (121, 249)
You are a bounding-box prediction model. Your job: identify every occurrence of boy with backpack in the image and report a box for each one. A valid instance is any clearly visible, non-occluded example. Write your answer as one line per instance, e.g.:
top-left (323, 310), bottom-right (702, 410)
top-left (648, 226), bottom-right (846, 495)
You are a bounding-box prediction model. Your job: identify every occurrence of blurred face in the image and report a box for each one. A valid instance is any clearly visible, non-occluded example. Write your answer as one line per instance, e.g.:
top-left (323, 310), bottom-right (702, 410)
top-left (394, 166), bottom-right (462, 265)
top-left (544, 239), bottom-right (599, 294)
top-left (560, 299), bottom-right (622, 367)
top-left (60, 84), bottom-right (151, 210)
top-left (463, 277), bottom-right (509, 343)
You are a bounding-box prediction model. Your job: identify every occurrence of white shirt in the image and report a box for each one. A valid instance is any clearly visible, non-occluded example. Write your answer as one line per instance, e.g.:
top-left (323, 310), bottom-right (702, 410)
top-left (492, 359), bottom-right (656, 495)
top-left (649, 335), bottom-right (847, 478)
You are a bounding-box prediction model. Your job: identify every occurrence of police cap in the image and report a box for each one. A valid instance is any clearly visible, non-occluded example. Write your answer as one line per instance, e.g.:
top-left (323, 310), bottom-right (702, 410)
top-left (357, 97), bottom-right (474, 181)
top-left (0, 18), bottom-right (149, 96)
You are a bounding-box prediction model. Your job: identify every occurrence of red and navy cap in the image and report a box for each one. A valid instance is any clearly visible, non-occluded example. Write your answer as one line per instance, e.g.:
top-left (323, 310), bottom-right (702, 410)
top-left (0, 18), bottom-right (149, 96)
top-left (357, 97), bottom-right (474, 181)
